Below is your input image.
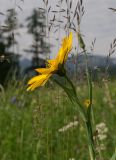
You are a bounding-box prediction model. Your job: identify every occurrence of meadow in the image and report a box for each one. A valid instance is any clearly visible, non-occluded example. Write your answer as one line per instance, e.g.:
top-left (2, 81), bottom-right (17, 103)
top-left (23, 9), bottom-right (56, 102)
top-left (0, 0), bottom-right (116, 159)
top-left (0, 79), bottom-right (115, 160)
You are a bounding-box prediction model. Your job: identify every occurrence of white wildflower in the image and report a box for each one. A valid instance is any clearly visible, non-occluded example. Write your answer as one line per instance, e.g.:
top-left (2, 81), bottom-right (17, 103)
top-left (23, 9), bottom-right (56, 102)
top-left (69, 158), bottom-right (75, 160)
top-left (58, 121), bottom-right (78, 133)
top-left (96, 122), bottom-right (108, 140)
top-left (98, 134), bottom-right (107, 141)
top-left (96, 143), bottom-right (106, 151)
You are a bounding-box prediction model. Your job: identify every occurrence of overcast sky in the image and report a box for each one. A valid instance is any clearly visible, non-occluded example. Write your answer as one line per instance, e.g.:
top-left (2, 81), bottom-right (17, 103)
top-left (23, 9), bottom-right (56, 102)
top-left (0, 0), bottom-right (116, 59)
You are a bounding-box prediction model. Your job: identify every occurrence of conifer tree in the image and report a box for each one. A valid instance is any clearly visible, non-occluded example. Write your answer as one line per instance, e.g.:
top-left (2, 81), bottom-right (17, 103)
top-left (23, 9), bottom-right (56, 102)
top-left (3, 9), bottom-right (20, 76)
top-left (0, 9), bottom-right (20, 85)
top-left (26, 9), bottom-right (50, 67)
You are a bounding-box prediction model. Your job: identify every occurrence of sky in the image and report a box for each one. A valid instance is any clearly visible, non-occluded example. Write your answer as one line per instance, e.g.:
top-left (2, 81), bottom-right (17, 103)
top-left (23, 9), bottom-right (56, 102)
top-left (0, 0), bottom-right (116, 59)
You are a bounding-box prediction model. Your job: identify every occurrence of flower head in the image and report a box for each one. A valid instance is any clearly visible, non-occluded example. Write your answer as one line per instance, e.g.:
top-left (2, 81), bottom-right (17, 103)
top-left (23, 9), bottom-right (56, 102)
top-left (27, 32), bottom-right (73, 91)
top-left (84, 99), bottom-right (90, 108)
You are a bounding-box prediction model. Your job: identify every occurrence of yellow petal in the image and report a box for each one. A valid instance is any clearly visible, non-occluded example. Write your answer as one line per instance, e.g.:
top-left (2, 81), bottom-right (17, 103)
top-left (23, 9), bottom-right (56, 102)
top-left (35, 59), bottom-right (58, 74)
top-left (35, 68), bottom-right (51, 74)
top-left (47, 59), bottom-right (57, 66)
top-left (57, 32), bottom-right (73, 64)
top-left (63, 32), bottom-right (73, 62)
top-left (26, 32), bottom-right (73, 91)
top-left (84, 99), bottom-right (91, 108)
top-left (27, 74), bottom-right (51, 91)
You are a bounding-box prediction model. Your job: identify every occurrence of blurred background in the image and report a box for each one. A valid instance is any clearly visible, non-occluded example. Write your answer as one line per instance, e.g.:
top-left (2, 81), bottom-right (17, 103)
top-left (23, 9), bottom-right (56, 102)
top-left (0, 0), bottom-right (116, 85)
top-left (0, 1), bottom-right (116, 160)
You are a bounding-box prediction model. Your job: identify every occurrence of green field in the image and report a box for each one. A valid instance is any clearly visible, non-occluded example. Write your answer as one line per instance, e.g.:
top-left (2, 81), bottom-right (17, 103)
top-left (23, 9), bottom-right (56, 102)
top-left (0, 80), bottom-right (115, 160)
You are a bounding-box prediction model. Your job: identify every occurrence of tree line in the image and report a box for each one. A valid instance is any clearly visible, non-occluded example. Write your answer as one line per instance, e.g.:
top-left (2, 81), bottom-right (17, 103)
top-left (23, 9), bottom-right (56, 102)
top-left (0, 8), bottom-right (50, 86)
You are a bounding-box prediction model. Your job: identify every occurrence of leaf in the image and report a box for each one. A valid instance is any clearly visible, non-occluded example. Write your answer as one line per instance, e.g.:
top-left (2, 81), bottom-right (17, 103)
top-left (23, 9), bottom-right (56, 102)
top-left (51, 11), bottom-right (58, 13)
top-left (46, 0), bottom-right (48, 6)
top-left (0, 12), bottom-right (5, 15)
top-left (18, 5), bottom-right (23, 11)
top-left (48, 6), bottom-right (51, 12)
top-left (109, 8), bottom-right (116, 12)
top-left (70, 1), bottom-right (72, 9)
top-left (77, 31), bottom-right (85, 51)
top-left (110, 150), bottom-right (116, 160)
top-left (80, 0), bottom-right (83, 5)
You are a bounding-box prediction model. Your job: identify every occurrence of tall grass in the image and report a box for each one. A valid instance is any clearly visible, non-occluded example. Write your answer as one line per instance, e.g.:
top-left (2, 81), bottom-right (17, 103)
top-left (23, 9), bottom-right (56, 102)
top-left (0, 80), bottom-right (116, 160)
top-left (0, 0), bottom-right (116, 159)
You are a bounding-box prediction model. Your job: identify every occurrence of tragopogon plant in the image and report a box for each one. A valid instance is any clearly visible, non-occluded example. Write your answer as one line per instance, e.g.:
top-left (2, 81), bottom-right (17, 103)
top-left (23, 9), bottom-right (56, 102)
top-left (27, 32), bottom-right (96, 160)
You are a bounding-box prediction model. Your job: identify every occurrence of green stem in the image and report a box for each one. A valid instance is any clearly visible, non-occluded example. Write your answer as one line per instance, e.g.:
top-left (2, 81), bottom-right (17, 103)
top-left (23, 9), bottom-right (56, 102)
top-left (84, 50), bottom-right (93, 118)
top-left (65, 73), bottom-right (96, 159)
top-left (84, 51), bottom-right (96, 159)
top-left (86, 120), bottom-right (96, 160)
top-left (64, 73), bottom-right (87, 121)
top-left (53, 72), bottom-right (96, 159)
top-left (76, 30), bottom-right (96, 159)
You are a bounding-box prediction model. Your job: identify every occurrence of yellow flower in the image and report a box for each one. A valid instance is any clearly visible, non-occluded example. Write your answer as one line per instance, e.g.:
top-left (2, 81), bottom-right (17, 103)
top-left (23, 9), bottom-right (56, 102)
top-left (84, 99), bottom-right (90, 108)
top-left (27, 32), bottom-right (73, 91)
